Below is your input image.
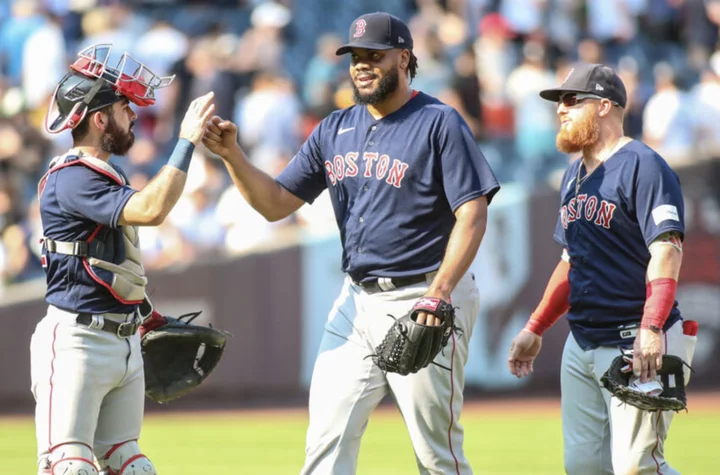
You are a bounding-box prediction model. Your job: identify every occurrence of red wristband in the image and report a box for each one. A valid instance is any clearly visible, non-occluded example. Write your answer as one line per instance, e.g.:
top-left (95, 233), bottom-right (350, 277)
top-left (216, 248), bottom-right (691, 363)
top-left (525, 260), bottom-right (571, 336)
top-left (641, 278), bottom-right (677, 331)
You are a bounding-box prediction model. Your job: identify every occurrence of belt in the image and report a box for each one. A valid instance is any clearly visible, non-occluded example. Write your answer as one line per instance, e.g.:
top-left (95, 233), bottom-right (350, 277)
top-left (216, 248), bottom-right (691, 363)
top-left (355, 272), bottom-right (435, 294)
top-left (76, 312), bottom-right (139, 338)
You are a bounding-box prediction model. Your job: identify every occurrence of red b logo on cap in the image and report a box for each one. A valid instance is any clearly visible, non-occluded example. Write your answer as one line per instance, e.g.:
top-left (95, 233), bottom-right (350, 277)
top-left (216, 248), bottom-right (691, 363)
top-left (353, 19), bottom-right (366, 38)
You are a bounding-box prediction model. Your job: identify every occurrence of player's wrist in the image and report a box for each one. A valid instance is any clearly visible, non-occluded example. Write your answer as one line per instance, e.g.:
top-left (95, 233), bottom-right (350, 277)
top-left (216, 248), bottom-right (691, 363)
top-left (641, 278), bottom-right (677, 333)
top-left (524, 315), bottom-right (549, 336)
top-left (639, 324), bottom-right (662, 334)
top-left (167, 139), bottom-right (195, 172)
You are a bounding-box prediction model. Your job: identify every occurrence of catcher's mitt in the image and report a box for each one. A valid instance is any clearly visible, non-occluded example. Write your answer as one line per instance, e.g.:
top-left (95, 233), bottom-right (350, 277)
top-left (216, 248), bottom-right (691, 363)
top-left (369, 297), bottom-right (457, 376)
top-left (600, 352), bottom-right (691, 412)
top-left (141, 311), bottom-right (231, 404)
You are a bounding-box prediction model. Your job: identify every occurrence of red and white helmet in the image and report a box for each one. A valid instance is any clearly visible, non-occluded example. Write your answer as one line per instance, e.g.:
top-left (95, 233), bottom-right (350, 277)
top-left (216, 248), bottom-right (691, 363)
top-left (45, 44), bottom-right (174, 134)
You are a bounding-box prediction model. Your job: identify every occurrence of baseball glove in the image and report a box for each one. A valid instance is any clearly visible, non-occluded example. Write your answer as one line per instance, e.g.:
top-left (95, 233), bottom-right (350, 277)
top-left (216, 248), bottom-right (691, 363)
top-left (369, 297), bottom-right (457, 376)
top-left (141, 310), bottom-right (231, 404)
top-left (600, 351), bottom-right (691, 412)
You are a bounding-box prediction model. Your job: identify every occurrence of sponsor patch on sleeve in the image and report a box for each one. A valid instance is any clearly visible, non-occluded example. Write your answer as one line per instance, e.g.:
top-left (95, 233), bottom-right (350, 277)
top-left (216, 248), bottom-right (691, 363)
top-left (651, 204), bottom-right (679, 225)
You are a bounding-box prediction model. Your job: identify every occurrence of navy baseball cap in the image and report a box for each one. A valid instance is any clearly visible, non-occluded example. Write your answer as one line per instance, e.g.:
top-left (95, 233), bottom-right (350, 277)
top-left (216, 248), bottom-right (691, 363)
top-left (336, 12), bottom-right (413, 55)
top-left (539, 63), bottom-right (627, 108)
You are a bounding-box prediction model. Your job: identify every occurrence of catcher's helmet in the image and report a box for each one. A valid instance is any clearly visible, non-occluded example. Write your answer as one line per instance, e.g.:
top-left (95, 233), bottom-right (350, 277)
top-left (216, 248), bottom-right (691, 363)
top-left (46, 44), bottom-right (174, 134)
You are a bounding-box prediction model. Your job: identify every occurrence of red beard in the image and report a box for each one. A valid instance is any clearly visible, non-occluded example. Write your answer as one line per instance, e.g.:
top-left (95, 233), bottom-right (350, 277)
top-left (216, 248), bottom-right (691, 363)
top-left (556, 112), bottom-right (600, 154)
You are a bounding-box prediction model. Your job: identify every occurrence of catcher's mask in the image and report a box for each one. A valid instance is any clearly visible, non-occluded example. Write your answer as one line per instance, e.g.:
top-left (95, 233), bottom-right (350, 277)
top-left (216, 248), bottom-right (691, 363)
top-left (45, 44), bottom-right (174, 134)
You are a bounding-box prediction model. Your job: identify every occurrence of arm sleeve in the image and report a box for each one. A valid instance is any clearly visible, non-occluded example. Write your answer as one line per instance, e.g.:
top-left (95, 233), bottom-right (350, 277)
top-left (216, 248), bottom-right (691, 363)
top-left (275, 122), bottom-right (328, 204)
top-left (55, 166), bottom-right (136, 229)
top-left (438, 109), bottom-right (500, 210)
top-left (633, 156), bottom-right (685, 246)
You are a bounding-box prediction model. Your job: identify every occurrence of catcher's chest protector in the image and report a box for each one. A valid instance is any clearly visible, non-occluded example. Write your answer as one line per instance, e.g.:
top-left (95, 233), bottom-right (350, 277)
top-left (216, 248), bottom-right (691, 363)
top-left (39, 155), bottom-right (148, 303)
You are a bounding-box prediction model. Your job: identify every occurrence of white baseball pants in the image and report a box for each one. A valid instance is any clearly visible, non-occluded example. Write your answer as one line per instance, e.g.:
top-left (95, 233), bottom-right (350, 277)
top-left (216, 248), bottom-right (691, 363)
top-left (30, 305), bottom-right (145, 469)
top-left (561, 320), bottom-right (697, 475)
top-left (301, 271), bottom-right (480, 475)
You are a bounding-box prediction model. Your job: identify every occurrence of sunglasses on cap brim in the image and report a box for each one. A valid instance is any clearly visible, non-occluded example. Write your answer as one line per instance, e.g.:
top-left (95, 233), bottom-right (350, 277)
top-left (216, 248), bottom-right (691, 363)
top-left (559, 93), bottom-right (620, 108)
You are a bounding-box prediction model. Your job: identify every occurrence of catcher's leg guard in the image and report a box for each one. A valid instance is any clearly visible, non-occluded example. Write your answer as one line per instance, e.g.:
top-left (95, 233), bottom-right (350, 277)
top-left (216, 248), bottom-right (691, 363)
top-left (99, 440), bottom-right (156, 475)
top-left (49, 443), bottom-right (99, 474)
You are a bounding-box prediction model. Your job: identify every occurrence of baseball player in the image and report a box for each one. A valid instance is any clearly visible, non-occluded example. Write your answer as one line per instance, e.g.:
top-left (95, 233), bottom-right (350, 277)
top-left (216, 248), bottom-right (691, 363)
top-left (507, 63), bottom-right (698, 474)
top-left (31, 44), bottom-right (215, 475)
top-left (203, 12), bottom-right (499, 474)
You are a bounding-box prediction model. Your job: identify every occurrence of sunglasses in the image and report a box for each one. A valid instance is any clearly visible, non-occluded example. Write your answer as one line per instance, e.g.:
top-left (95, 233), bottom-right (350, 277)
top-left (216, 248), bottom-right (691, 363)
top-left (559, 93), bottom-right (620, 107)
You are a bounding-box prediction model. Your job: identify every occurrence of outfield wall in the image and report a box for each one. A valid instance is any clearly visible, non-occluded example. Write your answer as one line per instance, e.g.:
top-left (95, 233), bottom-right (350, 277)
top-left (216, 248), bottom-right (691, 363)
top-left (1, 160), bottom-right (719, 412)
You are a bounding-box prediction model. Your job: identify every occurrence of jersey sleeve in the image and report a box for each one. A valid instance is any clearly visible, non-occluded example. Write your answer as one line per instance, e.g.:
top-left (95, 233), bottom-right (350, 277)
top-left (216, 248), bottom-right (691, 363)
top-left (55, 166), bottom-right (137, 229)
top-left (275, 121), bottom-right (328, 204)
top-left (633, 155), bottom-right (685, 246)
top-left (438, 109), bottom-right (500, 209)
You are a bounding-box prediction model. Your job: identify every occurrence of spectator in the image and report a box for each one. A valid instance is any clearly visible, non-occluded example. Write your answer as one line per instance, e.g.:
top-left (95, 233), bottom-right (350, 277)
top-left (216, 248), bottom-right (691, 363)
top-left (0, 0), bottom-right (717, 287)
top-left (642, 62), bottom-right (694, 164)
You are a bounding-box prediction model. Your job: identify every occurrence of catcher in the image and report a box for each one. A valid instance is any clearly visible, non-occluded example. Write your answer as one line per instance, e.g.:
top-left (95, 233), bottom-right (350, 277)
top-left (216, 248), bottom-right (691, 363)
top-left (30, 44), bottom-right (227, 475)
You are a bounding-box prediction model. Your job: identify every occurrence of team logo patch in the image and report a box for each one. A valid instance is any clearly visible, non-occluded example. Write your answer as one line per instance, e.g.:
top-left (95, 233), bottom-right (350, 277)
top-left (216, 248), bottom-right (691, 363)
top-left (353, 19), bottom-right (367, 38)
top-left (652, 204), bottom-right (679, 225)
top-left (415, 297), bottom-right (440, 311)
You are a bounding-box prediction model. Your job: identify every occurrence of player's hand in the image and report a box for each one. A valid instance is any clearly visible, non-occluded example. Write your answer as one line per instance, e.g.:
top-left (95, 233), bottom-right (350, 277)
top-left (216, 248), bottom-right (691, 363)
top-left (633, 328), bottom-right (664, 383)
top-left (414, 290), bottom-right (451, 326)
top-left (179, 92), bottom-right (216, 146)
top-left (202, 116), bottom-right (240, 159)
top-left (508, 329), bottom-right (543, 378)
top-left (139, 310), bottom-right (168, 339)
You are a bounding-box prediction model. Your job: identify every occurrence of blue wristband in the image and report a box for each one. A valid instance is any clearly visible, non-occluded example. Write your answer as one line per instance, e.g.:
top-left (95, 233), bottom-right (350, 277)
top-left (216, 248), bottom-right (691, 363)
top-left (167, 138), bottom-right (195, 172)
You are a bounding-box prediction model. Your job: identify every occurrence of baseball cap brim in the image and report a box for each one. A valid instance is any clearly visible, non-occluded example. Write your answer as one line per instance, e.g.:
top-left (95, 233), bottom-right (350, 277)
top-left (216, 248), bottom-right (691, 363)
top-left (538, 88), bottom-right (591, 102)
top-left (336, 41), bottom-right (395, 56)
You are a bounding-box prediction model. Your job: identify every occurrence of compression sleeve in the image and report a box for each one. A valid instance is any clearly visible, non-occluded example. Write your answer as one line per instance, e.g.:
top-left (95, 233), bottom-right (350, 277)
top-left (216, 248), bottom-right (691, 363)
top-left (525, 259), bottom-right (571, 336)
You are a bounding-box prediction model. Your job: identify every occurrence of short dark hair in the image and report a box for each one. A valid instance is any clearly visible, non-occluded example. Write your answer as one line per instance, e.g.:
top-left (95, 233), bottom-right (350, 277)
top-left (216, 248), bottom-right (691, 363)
top-left (71, 103), bottom-right (114, 143)
top-left (408, 52), bottom-right (418, 82)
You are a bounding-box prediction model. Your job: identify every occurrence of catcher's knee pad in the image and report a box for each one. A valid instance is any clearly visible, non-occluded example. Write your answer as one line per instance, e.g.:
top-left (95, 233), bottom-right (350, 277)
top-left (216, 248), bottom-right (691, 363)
top-left (49, 443), bottom-right (99, 474)
top-left (100, 440), bottom-right (156, 475)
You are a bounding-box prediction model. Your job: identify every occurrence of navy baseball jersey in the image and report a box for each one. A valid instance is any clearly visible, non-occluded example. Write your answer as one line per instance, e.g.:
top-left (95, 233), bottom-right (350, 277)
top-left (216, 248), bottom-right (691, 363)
top-left (554, 140), bottom-right (684, 349)
top-left (276, 91), bottom-right (500, 282)
top-left (40, 157), bottom-right (138, 314)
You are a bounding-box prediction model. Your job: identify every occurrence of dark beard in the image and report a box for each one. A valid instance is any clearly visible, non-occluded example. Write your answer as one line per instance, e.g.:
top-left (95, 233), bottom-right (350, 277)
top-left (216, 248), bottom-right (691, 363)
top-left (556, 113), bottom-right (600, 154)
top-left (101, 115), bottom-right (135, 156)
top-left (352, 67), bottom-right (400, 105)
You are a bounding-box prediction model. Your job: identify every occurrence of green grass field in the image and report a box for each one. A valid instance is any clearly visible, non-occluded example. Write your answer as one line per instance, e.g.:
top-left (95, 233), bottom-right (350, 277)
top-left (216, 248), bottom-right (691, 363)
top-left (2, 400), bottom-right (718, 474)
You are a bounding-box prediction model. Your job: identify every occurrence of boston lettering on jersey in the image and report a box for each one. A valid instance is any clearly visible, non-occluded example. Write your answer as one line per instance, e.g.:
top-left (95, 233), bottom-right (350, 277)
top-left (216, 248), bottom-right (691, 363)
top-left (277, 91), bottom-right (499, 282)
top-left (553, 140), bottom-right (685, 350)
top-left (324, 152), bottom-right (409, 188)
top-left (559, 194), bottom-right (617, 229)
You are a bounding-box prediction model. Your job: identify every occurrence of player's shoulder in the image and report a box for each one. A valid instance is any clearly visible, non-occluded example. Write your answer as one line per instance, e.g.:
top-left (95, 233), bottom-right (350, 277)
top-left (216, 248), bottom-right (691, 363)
top-left (413, 91), bottom-right (459, 118)
top-left (109, 161), bottom-right (130, 182)
top-left (321, 103), bottom-right (363, 127)
top-left (621, 140), bottom-right (678, 174)
top-left (53, 155), bottom-right (125, 185)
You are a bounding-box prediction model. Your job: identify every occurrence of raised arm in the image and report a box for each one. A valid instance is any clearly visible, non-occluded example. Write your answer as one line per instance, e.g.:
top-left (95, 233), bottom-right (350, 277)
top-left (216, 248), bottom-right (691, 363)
top-left (202, 116), bottom-right (305, 222)
top-left (119, 92), bottom-right (216, 226)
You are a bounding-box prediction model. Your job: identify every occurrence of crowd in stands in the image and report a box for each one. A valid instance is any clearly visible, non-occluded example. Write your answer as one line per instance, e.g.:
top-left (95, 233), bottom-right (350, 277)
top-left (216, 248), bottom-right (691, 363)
top-left (0, 0), bottom-right (719, 289)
